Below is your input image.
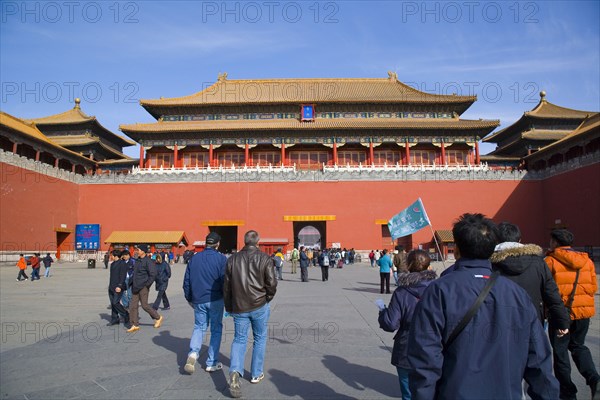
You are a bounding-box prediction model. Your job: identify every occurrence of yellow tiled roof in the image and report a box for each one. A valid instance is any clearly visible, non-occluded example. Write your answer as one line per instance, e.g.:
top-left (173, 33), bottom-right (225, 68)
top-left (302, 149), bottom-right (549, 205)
top-left (526, 100), bottom-right (596, 119)
top-left (121, 118), bottom-right (499, 134)
top-left (27, 101), bottom-right (136, 146)
top-left (525, 114), bottom-right (600, 161)
top-left (104, 231), bottom-right (188, 244)
top-left (140, 75), bottom-right (476, 107)
top-left (435, 230), bottom-right (454, 243)
top-left (521, 130), bottom-right (572, 141)
top-left (483, 96), bottom-right (598, 144)
top-left (0, 111), bottom-right (94, 164)
top-left (50, 135), bottom-right (133, 160)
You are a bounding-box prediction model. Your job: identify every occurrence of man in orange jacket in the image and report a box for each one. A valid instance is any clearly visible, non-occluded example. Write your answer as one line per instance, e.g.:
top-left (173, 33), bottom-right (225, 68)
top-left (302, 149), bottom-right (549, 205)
top-left (16, 254), bottom-right (28, 281)
top-left (545, 229), bottom-right (600, 400)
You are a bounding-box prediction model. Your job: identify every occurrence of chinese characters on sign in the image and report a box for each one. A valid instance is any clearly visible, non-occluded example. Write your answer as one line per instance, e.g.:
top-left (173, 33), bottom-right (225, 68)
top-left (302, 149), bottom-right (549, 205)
top-left (75, 224), bottom-right (100, 250)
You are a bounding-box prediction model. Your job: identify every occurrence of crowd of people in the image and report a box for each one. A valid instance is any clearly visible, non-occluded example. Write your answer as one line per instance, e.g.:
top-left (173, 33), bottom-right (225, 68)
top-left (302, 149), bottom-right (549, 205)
top-left (378, 214), bottom-right (599, 400)
top-left (13, 217), bottom-right (598, 399)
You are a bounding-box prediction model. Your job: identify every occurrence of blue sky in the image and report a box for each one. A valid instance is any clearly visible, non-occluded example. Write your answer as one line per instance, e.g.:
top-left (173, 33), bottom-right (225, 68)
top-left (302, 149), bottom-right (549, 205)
top-left (1, 1), bottom-right (598, 156)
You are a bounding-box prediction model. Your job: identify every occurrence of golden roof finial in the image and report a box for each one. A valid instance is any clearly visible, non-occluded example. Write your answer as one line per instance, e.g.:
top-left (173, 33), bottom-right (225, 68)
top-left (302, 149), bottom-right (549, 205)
top-left (218, 72), bottom-right (228, 82)
top-left (387, 71), bottom-right (398, 81)
top-left (540, 91), bottom-right (547, 102)
top-left (74, 98), bottom-right (81, 109)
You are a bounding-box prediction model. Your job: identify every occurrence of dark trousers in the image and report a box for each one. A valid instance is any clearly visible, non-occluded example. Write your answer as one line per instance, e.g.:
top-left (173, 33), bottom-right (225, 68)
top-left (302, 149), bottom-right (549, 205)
top-left (31, 268), bottom-right (40, 280)
top-left (550, 318), bottom-right (600, 399)
top-left (17, 270), bottom-right (28, 280)
top-left (300, 267), bottom-right (308, 282)
top-left (108, 288), bottom-right (129, 323)
top-left (380, 272), bottom-right (390, 294)
top-left (129, 286), bottom-right (160, 326)
top-left (152, 285), bottom-right (170, 310)
top-left (321, 266), bottom-right (329, 281)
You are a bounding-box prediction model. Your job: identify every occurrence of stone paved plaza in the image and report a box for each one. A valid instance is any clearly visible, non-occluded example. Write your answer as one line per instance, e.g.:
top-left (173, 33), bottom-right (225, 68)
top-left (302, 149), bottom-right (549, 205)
top-left (1, 260), bottom-right (598, 399)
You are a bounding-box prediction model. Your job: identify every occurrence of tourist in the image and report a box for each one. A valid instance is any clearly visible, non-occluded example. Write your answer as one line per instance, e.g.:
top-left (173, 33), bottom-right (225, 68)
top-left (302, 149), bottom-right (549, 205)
top-left (30, 253), bottom-right (40, 281)
top-left (374, 249), bottom-right (381, 267)
top-left (120, 250), bottom-right (134, 309)
top-left (16, 254), bottom-right (28, 281)
top-left (393, 246), bottom-right (408, 284)
top-left (152, 254), bottom-right (171, 311)
top-left (378, 249), bottom-right (393, 294)
top-left (545, 229), bottom-right (600, 400)
top-left (103, 251), bottom-right (109, 269)
top-left (107, 250), bottom-right (130, 327)
top-left (491, 222), bottom-right (570, 328)
top-left (319, 249), bottom-right (330, 281)
top-left (224, 230), bottom-right (277, 398)
top-left (127, 244), bottom-right (163, 333)
top-left (290, 247), bottom-right (299, 274)
top-left (273, 248), bottom-right (284, 280)
top-left (378, 249), bottom-right (436, 400)
top-left (407, 213), bottom-right (558, 399)
top-left (42, 253), bottom-right (53, 277)
top-left (369, 250), bottom-right (375, 267)
top-left (183, 232), bottom-right (226, 374)
top-left (299, 246), bottom-right (309, 282)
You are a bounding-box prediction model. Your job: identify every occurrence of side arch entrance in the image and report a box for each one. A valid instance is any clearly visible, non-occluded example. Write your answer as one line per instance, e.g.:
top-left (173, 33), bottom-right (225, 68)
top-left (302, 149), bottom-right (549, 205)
top-left (293, 221), bottom-right (326, 250)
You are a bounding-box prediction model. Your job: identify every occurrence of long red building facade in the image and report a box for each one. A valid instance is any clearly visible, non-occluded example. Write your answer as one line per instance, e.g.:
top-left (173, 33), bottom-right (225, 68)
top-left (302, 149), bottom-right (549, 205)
top-left (1, 73), bottom-right (598, 260)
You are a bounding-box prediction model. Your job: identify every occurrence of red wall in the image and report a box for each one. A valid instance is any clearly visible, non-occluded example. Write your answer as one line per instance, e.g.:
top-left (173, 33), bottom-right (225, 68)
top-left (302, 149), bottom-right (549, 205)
top-left (0, 162), bottom-right (79, 252)
top-left (3, 160), bottom-right (597, 254)
top-left (78, 179), bottom-right (545, 251)
top-left (539, 163), bottom-right (600, 247)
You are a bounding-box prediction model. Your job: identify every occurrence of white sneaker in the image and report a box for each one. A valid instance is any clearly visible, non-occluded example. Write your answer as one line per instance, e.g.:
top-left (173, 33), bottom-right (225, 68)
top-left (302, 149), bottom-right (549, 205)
top-left (205, 362), bottom-right (222, 372)
top-left (250, 373), bottom-right (265, 384)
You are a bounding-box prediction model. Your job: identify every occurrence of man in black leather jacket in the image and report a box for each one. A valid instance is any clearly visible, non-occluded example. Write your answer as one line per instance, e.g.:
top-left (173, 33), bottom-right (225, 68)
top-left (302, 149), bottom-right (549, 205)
top-left (224, 230), bottom-right (277, 398)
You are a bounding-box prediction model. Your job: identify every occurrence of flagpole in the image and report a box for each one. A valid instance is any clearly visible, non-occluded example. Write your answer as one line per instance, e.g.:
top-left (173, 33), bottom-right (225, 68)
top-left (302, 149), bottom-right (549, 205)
top-left (429, 224), bottom-right (446, 268)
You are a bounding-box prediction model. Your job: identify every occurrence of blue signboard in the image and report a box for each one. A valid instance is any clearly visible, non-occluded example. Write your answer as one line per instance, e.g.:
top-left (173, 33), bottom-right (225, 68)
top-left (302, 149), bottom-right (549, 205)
top-left (75, 224), bottom-right (100, 250)
top-left (302, 105), bottom-right (314, 121)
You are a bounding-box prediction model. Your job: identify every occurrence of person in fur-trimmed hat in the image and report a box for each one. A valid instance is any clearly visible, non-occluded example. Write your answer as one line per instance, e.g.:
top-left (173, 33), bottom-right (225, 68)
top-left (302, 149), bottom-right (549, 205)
top-left (491, 222), bottom-right (570, 330)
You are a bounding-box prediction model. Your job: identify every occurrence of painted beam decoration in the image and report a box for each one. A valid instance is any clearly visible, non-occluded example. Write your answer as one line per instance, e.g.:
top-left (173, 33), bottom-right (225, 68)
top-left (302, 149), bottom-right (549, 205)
top-left (75, 224), bottom-right (101, 250)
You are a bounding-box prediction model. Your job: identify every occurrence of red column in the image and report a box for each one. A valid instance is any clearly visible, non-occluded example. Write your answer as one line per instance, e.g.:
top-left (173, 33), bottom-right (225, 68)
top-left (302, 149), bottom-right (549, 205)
top-left (369, 142), bottom-right (374, 165)
top-left (245, 143), bottom-right (250, 166)
top-left (35, 151), bottom-right (40, 161)
top-left (12, 143), bottom-right (18, 154)
top-left (281, 143), bottom-right (286, 166)
top-left (209, 144), bottom-right (214, 167)
top-left (475, 141), bottom-right (480, 165)
top-left (71, 164), bottom-right (76, 173)
top-left (173, 144), bottom-right (179, 168)
top-left (54, 158), bottom-right (59, 168)
top-left (440, 141), bottom-right (446, 165)
top-left (333, 142), bottom-right (338, 165)
top-left (139, 146), bottom-right (144, 168)
top-left (405, 140), bottom-right (411, 165)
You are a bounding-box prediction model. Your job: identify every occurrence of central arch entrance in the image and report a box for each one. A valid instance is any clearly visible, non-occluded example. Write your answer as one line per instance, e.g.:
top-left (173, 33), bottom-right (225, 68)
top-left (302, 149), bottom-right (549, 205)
top-left (293, 221), bottom-right (326, 250)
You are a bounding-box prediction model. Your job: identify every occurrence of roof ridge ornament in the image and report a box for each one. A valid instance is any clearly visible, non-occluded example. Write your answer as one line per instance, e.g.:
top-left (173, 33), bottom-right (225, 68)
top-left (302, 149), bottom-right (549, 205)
top-left (387, 71), bottom-right (398, 82)
top-left (74, 98), bottom-right (81, 109)
top-left (218, 72), bottom-right (228, 82)
top-left (540, 90), bottom-right (547, 102)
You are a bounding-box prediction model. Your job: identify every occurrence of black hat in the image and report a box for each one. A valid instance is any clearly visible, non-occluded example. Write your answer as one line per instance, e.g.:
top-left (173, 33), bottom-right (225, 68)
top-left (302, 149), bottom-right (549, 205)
top-left (206, 232), bottom-right (221, 245)
top-left (136, 244), bottom-right (149, 253)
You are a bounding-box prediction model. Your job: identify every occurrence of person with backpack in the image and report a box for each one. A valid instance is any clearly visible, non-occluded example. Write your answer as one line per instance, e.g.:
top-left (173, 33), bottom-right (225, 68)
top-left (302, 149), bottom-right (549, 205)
top-left (378, 250), bottom-right (436, 400)
top-left (273, 248), bottom-right (284, 281)
top-left (153, 254), bottom-right (172, 311)
top-left (290, 247), bottom-right (299, 274)
top-left (319, 249), bottom-right (330, 281)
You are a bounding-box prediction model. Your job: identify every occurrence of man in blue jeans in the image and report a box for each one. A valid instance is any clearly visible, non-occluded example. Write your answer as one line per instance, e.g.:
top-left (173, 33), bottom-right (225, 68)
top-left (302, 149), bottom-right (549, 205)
top-left (182, 232), bottom-right (227, 374)
top-left (224, 230), bottom-right (277, 398)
